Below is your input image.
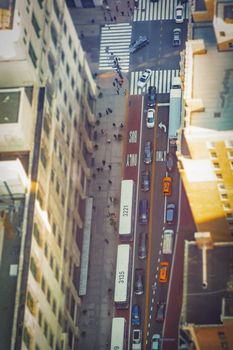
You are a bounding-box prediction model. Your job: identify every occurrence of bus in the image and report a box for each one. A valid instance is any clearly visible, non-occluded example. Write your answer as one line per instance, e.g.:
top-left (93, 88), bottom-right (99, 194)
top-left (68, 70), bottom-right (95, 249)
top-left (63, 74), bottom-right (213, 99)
top-left (119, 179), bottom-right (135, 240)
top-left (114, 244), bottom-right (131, 309)
top-left (110, 317), bottom-right (126, 350)
top-left (168, 76), bottom-right (182, 143)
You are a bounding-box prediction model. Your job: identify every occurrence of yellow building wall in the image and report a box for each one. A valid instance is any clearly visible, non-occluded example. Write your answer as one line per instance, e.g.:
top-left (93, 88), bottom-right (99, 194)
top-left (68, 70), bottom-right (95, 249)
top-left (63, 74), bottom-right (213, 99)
top-left (192, 0), bottom-right (214, 23)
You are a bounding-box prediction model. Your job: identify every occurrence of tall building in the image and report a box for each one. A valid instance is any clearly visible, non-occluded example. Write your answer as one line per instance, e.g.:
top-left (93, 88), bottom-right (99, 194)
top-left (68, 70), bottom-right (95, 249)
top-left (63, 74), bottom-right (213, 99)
top-left (0, 1), bottom-right (96, 349)
top-left (178, 1), bottom-right (233, 349)
top-left (178, 0), bottom-right (233, 242)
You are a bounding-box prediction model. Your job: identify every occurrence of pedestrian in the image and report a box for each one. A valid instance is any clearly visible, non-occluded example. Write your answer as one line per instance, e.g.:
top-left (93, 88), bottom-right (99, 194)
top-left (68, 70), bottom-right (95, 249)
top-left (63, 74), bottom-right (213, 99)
top-left (108, 108), bottom-right (112, 113)
top-left (93, 205), bottom-right (96, 211)
top-left (98, 185), bottom-right (101, 191)
top-left (105, 238), bottom-right (109, 244)
top-left (113, 16), bottom-right (116, 21)
top-left (112, 122), bottom-right (116, 127)
top-left (121, 11), bottom-right (124, 16)
top-left (100, 167), bottom-right (103, 172)
top-left (127, 0), bottom-right (130, 7)
top-left (98, 112), bottom-right (102, 118)
top-left (106, 109), bottom-right (109, 115)
top-left (102, 160), bottom-right (106, 166)
top-left (124, 88), bottom-right (127, 95)
top-left (101, 129), bottom-right (104, 134)
top-left (107, 138), bottom-right (111, 144)
top-left (108, 164), bottom-right (112, 170)
top-left (91, 19), bottom-right (95, 23)
top-left (115, 77), bottom-right (118, 82)
top-left (94, 144), bottom-right (98, 150)
top-left (96, 120), bottom-right (100, 126)
top-left (116, 5), bottom-right (119, 11)
top-left (117, 90), bottom-right (119, 95)
top-left (81, 31), bottom-right (84, 39)
top-left (104, 15), bottom-right (107, 21)
top-left (113, 134), bottom-right (117, 139)
top-left (112, 81), bottom-right (116, 87)
top-left (120, 122), bottom-right (124, 128)
top-left (108, 179), bottom-right (112, 184)
top-left (97, 167), bottom-right (100, 172)
top-left (92, 173), bottom-right (96, 179)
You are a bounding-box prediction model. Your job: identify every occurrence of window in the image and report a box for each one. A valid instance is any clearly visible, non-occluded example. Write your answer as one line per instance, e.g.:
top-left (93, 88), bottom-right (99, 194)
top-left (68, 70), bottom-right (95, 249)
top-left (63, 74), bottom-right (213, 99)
top-left (59, 151), bottom-right (63, 163)
top-left (48, 52), bottom-right (56, 75)
top-left (61, 121), bottom-right (65, 134)
top-left (32, 12), bottom-right (41, 38)
top-left (213, 162), bottom-right (220, 169)
top-left (64, 91), bottom-right (67, 105)
top-left (63, 22), bottom-right (67, 35)
top-left (51, 169), bottom-right (55, 183)
top-left (61, 50), bottom-right (65, 64)
top-left (38, 309), bottom-right (42, 327)
top-left (64, 163), bottom-right (68, 176)
top-left (55, 265), bottom-right (59, 281)
top-left (227, 151), bottom-right (233, 159)
top-left (66, 64), bottom-right (70, 77)
top-left (51, 23), bottom-right (58, 48)
top-left (76, 89), bottom-right (80, 101)
top-left (52, 222), bottom-right (57, 236)
top-left (56, 109), bottom-right (60, 122)
top-left (217, 183), bottom-right (225, 191)
top-left (210, 151), bottom-right (217, 159)
top-left (68, 36), bottom-right (72, 49)
top-left (29, 42), bottom-right (38, 68)
top-left (220, 31), bottom-right (226, 37)
top-left (58, 234), bottom-right (62, 248)
top-left (40, 148), bottom-right (47, 169)
top-left (47, 288), bottom-right (51, 303)
top-left (226, 213), bottom-right (233, 220)
top-left (78, 63), bottom-right (82, 73)
top-left (50, 330), bottom-right (54, 348)
top-left (53, 0), bottom-right (60, 21)
top-left (69, 105), bottom-right (72, 118)
top-left (33, 223), bottom-right (42, 246)
top-left (56, 181), bottom-right (60, 195)
top-left (52, 299), bottom-right (57, 314)
top-left (216, 173), bottom-right (223, 180)
top-left (50, 255), bottom-right (54, 269)
top-left (37, 0), bottom-right (44, 9)
top-left (35, 344), bottom-right (41, 350)
top-left (71, 77), bottom-right (75, 89)
top-left (44, 242), bottom-right (48, 257)
top-left (59, 79), bottom-right (62, 92)
top-left (225, 140), bottom-right (233, 148)
top-left (41, 276), bottom-right (46, 292)
top-left (223, 203), bottom-right (231, 211)
top-left (230, 161), bottom-right (233, 170)
top-left (44, 320), bottom-right (48, 337)
top-left (214, 112), bottom-right (221, 118)
top-left (23, 327), bottom-right (32, 348)
top-left (220, 193), bottom-right (228, 201)
top-left (73, 50), bottom-right (77, 61)
top-left (61, 193), bottom-right (65, 207)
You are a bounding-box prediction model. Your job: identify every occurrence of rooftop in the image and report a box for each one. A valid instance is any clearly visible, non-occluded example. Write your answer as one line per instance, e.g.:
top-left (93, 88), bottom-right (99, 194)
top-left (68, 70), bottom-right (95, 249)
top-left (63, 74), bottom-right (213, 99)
top-left (182, 241), bottom-right (233, 325)
top-left (191, 24), bottom-right (233, 131)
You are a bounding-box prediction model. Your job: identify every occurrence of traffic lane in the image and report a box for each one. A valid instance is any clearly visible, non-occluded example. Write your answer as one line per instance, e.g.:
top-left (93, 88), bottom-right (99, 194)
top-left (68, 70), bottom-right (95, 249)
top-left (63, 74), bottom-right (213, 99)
top-left (129, 21), bottom-right (162, 71)
top-left (162, 183), bottom-right (197, 350)
top-left (158, 20), bottom-right (188, 71)
top-left (124, 95), bottom-right (143, 181)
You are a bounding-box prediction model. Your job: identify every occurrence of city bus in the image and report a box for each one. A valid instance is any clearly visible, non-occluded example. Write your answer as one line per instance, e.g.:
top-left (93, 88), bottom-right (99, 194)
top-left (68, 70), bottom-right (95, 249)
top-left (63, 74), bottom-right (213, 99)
top-left (119, 179), bottom-right (135, 240)
top-left (114, 244), bottom-right (131, 309)
top-left (110, 317), bottom-right (127, 350)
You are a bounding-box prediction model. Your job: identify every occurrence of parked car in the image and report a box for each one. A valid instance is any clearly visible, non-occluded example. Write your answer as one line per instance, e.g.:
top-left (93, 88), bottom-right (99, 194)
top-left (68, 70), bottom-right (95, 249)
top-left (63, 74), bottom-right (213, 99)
top-left (159, 262), bottom-right (169, 283)
top-left (175, 4), bottom-right (184, 23)
top-left (132, 329), bottom-right (142, 347)
top-left (138, 232), bottom-right (148, 260)
top-left (141, 170), bottom-right (150, 191)
top-left (139, 199), bottom-right (149, 225)
top-left (166, 153), bottom-right (175, 172)
top-left (166, 203), bottom-right (176, 224)
top-left (144, 141), bottom-right (153, 164)
top-left (134, 269), bottom-right (144, 295)
top-left (146, 108), bottom-right (155, 128)
top-left (156, 302), bottom-right (166, 322)
top-left (151, 334), bottom-right (160, 350)
top-left (162, 176), bottom-right (172, 196)
top-left (129, 35), bottom-right (149, 53)
top-left (132, 304), bottom-right (141, 326)
top-left (173, 28), bottom-right (181, 46)
top-left (137, 69), bottom-right (152, 89)
top-left (147, 86), bottom-right (157, 108)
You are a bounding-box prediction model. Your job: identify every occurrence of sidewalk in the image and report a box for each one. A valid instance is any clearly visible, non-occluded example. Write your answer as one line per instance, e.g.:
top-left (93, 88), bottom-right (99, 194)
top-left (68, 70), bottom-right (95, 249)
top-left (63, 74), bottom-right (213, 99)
top-left (78, 73), bottom-right (129, 349)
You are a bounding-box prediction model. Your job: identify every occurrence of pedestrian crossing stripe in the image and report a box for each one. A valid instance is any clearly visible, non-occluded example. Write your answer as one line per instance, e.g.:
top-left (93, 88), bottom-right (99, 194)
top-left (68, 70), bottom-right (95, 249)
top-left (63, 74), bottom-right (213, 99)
top-left (130, 69), bottom-right (180, 95)
top-left (99, 23), bottom-right (132, 72)
top-left (133, 0), bottom-right (189, 22)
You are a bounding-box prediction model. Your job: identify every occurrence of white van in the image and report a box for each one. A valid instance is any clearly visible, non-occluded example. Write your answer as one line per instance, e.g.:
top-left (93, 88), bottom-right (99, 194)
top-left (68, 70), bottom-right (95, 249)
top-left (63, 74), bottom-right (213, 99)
top-left (162, 229), bottom-right (174, 254)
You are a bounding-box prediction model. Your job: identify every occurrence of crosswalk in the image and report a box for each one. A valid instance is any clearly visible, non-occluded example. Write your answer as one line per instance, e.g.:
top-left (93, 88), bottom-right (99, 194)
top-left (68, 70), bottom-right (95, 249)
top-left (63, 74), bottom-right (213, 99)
top-left (133, 0), bottom-right (189, 22)
top-left (99, 23), bottom-right (132, 72)
top-left (130, 69), bottom-right (180, 95)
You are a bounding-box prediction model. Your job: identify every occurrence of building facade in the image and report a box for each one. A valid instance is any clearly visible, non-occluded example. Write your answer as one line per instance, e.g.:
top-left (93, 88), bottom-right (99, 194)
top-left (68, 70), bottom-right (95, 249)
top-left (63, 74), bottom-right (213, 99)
top-left (0, 1), bottom-right (96, 349)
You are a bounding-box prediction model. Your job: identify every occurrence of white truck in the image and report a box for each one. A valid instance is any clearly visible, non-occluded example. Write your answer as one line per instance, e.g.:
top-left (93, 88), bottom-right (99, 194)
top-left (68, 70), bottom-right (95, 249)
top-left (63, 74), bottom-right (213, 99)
top-left (132, 329), bottom-right (142, 350)
top-left (162, 229), bottom-right (174, 255)
top-left (168, 76), bottom-right (182, 143)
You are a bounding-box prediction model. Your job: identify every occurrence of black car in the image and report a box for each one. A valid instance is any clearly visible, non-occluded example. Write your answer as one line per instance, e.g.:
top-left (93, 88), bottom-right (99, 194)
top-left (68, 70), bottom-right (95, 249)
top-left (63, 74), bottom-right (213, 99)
top-left (147, 86), bottom-right (157, 108)
top-left (141, 170), bottom-right (150, 191)
top-left (134, 269), bottom-right (144, 295)
top-left (144, 141), bottom-right (153, 164)
top-left (129, 35), bottom-right (149, 54)
top-left (166, 153), bottom-right (175, 172)
top-left (156, 302), bottom-right (166, 322)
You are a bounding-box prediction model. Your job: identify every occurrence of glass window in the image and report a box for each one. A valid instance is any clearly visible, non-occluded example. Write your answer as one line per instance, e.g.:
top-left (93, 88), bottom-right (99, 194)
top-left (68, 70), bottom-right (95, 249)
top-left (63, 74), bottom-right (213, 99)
top-left (44, 320), bottom-right (48, 337)
top-left (32, 12), bottom-right (40, 38)
top-left (29, 42), bottom-right (37, 68)
top-left (37, 0), bottom-right (44, 9)
top-left (51, 23), bottom-right (58, 48)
